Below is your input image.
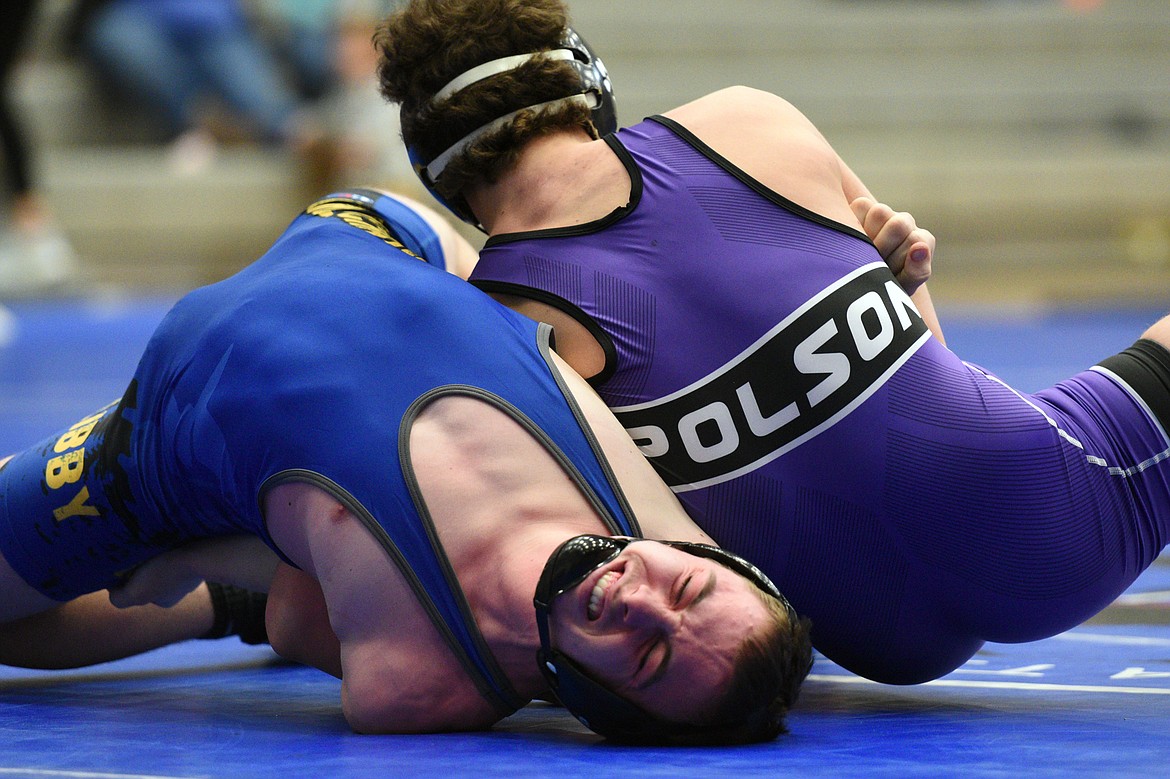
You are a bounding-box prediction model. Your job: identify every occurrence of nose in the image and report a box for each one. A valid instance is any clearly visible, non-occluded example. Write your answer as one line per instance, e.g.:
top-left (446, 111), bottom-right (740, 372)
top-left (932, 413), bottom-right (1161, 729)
top-left (619, 583), bottom-right (677, 631)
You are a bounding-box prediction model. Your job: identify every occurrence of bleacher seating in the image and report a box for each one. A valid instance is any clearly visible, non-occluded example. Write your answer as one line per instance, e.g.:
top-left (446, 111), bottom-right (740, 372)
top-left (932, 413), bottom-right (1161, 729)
top-left (13, 0), bottom-right (1170, 304)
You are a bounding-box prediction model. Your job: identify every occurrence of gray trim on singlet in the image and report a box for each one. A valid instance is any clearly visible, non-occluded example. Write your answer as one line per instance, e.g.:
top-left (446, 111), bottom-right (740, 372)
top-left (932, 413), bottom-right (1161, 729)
top-left (397, 388), bottom-right (528, 714)
top-left (391, 325), bottom-right (644, 708)
top-left (532, 322), bottom-right (643, 539)
top-left (259, 466), bottom-right (523, 716)
top-left (393, 382), bottom-right (639, 710)
top-left (256, 325), bottom-right (644, 716)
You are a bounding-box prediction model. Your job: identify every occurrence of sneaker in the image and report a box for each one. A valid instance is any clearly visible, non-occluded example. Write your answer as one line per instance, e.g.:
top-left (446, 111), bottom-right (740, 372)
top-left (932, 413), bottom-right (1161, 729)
top-left (0, 227), bottom-right (80, 298)
top-left (167, 129), bottom-right (218, 177)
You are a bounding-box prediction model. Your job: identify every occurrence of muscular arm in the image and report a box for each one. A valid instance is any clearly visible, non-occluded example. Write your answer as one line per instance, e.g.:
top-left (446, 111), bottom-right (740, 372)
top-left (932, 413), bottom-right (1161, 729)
top-left (0, 586), bottom-right (216, 669)
top-left (263, 482), bottom-right (506, 733)
top-left (667, 86), bottom-right (944, 343)
top-left (0, 534), bottom-right (278, 668)
top-left (794, 102), bottom-right (943, 342)
top-left (108, 535), bottom-right (279, 609)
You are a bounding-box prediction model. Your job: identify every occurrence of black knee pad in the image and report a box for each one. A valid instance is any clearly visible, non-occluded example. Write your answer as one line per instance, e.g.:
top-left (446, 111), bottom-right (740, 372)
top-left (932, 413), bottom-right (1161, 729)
top-left (1098, 338), bottom-right (1170, 433)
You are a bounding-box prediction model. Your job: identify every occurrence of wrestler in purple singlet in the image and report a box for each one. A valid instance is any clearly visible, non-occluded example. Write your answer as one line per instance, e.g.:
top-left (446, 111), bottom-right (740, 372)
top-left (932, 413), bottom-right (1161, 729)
top-left (470, 115), bottom-right (1170, 684)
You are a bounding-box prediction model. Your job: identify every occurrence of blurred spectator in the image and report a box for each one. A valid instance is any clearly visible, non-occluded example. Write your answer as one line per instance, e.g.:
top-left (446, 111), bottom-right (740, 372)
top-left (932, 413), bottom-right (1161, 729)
top-left (70, 0), bottom-right (322, 175)
top-left (252, 0), bottom-right (338, 103)
top-left (0, 0), bottom-right (79, 298)
top-left (278, 0), bottom-right (420, 195)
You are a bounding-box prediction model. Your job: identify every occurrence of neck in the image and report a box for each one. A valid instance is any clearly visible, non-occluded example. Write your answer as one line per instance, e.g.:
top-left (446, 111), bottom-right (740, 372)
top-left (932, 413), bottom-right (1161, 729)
top-left (462, 522), bottom-right (597, 698)
top-left (465, 129), bottom-right (628, 235)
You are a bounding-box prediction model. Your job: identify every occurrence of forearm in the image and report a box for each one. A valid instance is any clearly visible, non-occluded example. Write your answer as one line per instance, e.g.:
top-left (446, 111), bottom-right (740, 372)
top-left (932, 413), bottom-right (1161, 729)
top-left (837, 156), bottom-right (875, 205)
top-left (0, 586), bottom-right (215, 669)
top-left (911, 284), bottom-right (945, 345)
top-left (108, 535), bottom-right (279, 610)
top-left (173, 535), bottom-right (280, 593)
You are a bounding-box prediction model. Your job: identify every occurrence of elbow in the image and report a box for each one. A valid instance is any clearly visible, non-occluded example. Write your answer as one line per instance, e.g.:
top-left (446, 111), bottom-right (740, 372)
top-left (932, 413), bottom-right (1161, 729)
top-left (341, 682), bottom-right (418, 735)
top-left (341, 677), bottom-right (502, 735)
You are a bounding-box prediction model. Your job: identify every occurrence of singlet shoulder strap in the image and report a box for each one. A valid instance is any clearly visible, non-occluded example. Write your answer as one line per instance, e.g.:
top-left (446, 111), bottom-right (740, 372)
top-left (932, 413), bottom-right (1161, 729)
top-left (308, 189), bottom-right (446, 269)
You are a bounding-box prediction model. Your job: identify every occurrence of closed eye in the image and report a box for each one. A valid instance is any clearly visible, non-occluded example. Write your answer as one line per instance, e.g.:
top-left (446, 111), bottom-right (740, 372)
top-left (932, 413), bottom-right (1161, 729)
top-left (637, 571), bottom-right (716, 690)
top-left (635, 640), bottom-right (671, 690)
top-left (691, 571), bottom-right (717, 608)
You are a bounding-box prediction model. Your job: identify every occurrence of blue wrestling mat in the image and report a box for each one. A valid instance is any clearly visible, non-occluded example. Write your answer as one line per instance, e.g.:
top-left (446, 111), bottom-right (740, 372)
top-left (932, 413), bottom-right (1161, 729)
top-left (2, 299), bottom-right (1169, 777)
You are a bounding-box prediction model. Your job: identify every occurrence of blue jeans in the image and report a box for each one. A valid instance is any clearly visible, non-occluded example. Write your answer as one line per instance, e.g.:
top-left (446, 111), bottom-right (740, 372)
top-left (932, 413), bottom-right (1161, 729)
top-left (84, 2), bottom-right (301, 142)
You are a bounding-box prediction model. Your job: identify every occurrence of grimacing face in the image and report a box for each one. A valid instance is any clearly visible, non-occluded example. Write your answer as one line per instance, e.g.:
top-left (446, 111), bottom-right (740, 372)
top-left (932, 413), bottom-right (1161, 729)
top-left (546, 540), bottom-right (771, 724)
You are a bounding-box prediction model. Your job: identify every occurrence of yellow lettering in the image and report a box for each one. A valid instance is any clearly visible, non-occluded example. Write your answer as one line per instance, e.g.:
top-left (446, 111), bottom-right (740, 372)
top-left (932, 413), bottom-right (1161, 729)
top-left (53, 486), bottom-right (100, 522)
top-left (45, 450), bottom-right (85, 490)
top-left (53, 411), bottom-right (107, 453)
top-left (304, 197), bottom-right (421, 259)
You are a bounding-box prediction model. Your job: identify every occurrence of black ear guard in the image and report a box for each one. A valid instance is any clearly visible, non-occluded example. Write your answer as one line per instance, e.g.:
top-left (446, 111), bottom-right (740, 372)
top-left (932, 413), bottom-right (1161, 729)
top-left (406, 26), bottom-right (618, 228)
top-left (557, 27), bottom-right (617, 139)
top-left (532, 535), bottom-right (792, 744)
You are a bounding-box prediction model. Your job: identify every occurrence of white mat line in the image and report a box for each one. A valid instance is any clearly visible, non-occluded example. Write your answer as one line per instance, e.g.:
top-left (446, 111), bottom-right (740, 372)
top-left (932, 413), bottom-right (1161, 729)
top-left (1113, 590), bottom-right (1170, 606)
top-left (0, 769), bottom-right (207, 779)
top-left (1053, 631), bottom-right (1170, 646)
top-left (809, 674), bottom-right (1170, 694)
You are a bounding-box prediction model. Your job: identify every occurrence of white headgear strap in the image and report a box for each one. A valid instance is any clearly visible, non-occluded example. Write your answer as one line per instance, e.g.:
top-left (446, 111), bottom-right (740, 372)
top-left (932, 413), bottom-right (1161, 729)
top-left (431, 49), bottom-right (577, 104)
top-left (424, 92), bottom-right (597, 183)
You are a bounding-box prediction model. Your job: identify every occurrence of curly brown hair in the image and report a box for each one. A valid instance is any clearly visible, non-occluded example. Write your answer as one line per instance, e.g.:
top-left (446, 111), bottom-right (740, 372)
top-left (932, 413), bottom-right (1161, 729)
top-left (374, 0), bottom-right (596, 202)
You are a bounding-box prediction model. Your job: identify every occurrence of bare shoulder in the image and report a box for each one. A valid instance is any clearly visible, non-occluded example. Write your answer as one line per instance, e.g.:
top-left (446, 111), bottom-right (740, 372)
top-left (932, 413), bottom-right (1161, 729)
top-left (661, 86), bottom-right (853, 222)
top-left (365, 188), bottom-right (480, 279)
top-left (662, 86), bottom-right (815, 138)
top-left (546, 350), bottom-right (711, 543)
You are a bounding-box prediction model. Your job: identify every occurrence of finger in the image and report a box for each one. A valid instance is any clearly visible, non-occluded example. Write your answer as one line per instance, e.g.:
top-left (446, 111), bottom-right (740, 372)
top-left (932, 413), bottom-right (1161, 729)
top-left (898, 240), bottom-right (933, 293)
top-left (850, 196), bottom-right (876, 225)
top-left (860, 200), bottom-right (895, 242)
top-left (908, 226), bottom-right (935, 257)
top-left (907, 229), bottom-right (935, 276)
top-left (881, 238), bottom-right (910, 278)
top-left (862, 204), bottom-right (906, 257)
top-left (872, 212), bottom-right (917, 259)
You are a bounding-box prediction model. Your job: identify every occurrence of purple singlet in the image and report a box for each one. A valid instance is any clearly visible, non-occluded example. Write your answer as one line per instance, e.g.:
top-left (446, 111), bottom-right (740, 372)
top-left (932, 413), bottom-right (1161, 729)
top-left (471, 116), bottom-right (1170, 683)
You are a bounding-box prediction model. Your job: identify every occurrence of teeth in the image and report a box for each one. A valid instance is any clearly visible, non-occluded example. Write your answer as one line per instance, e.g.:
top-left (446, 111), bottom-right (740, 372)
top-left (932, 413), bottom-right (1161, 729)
top-left (588, 571), bottom-right (620, 620)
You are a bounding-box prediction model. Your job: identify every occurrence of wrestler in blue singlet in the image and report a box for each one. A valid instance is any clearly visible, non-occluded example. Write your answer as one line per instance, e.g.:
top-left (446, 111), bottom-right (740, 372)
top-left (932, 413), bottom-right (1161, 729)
top-left (469, 116), bottom-right (1170, 684)
top-left (0, 190), bottom-right (639, 715)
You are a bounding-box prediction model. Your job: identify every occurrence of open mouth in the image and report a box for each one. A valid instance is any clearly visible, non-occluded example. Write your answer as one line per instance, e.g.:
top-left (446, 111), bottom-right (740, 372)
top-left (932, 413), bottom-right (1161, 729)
top-left (587, 569), bottom-right (621, 620)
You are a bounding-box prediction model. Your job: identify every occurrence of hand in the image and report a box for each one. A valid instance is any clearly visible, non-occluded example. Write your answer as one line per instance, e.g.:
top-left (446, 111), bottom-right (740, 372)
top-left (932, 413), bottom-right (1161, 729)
top-left (851, 197), bottom-right (935, 296)
top-left (108, 552), bottom-right (203, 609)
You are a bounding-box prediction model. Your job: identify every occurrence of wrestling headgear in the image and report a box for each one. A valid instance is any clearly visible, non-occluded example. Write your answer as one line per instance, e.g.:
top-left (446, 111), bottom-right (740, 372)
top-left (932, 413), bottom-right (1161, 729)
top-left (407, 27), bottom-right (617, 227)
top-left (533, 534), bottom-right (794, 744)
